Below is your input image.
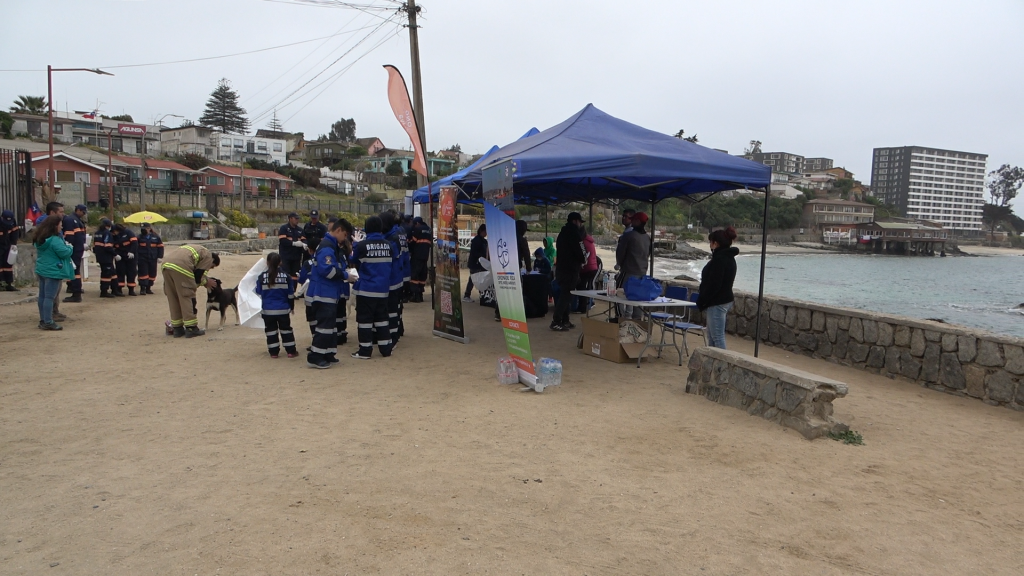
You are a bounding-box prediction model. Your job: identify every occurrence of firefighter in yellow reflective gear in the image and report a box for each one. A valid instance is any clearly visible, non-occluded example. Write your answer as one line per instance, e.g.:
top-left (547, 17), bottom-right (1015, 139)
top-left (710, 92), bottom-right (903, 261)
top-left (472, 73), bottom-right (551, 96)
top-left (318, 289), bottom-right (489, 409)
top-left (162, 245), bottom-right (220, 338)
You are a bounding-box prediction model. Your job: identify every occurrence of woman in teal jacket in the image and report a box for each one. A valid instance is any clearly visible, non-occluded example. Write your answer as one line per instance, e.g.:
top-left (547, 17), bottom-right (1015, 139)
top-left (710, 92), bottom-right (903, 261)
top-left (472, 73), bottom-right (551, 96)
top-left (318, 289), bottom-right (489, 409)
top-left (33, 215), bottom-right (74, 330)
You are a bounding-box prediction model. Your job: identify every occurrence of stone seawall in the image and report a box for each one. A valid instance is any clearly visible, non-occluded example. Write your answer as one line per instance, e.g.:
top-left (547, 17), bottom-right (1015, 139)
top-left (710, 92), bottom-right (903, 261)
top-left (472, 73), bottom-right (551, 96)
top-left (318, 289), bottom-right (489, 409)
top-left (674, 281), bottom-right (1024, 411)
top-left (685, 347), bottom-right (849, 440)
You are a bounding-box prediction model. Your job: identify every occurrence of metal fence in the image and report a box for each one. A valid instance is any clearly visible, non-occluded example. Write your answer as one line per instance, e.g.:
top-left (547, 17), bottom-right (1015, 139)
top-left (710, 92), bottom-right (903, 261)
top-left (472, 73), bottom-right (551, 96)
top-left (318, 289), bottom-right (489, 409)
top-left (0, 148), bottom-right (32, 226)
top-left (112, 187), bottom-right (403, 216)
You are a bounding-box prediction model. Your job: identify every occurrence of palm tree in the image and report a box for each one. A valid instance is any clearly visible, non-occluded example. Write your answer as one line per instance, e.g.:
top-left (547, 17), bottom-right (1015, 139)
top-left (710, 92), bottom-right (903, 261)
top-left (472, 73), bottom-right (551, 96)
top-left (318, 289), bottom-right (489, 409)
top-left (10, 96), bottom-right (48, 116)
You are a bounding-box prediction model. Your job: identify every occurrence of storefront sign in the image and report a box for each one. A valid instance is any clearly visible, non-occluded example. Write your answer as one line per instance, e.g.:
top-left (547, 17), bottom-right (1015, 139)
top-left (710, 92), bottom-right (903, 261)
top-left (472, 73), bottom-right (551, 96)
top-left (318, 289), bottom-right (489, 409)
top-left (117, 123), bottom-right (147, 136)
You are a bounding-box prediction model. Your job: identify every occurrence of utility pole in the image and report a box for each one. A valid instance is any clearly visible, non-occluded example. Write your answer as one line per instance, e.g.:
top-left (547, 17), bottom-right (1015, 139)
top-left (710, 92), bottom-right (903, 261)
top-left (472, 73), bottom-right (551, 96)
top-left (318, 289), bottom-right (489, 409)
top-left (240, 152), bottom-right (246, 213)
top-left (139, 144), bottom-right (147, 212)
top-left (405, 0), bottom-right (428, 190)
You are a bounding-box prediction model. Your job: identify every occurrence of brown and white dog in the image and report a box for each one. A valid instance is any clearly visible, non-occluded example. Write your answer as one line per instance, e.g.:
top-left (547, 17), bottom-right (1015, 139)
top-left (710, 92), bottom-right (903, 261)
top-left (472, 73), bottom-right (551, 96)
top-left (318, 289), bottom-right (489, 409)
top-left (204, 277), bottom-right (239, 331)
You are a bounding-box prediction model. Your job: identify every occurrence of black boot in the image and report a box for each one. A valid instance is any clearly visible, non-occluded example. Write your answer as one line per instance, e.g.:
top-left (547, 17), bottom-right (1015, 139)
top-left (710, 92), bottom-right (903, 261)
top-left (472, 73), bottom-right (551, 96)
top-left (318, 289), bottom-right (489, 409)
top-left (185, 326), bottom-right (206, 338)
top-left (128, 287), bottom-right (137, 296)
top-left (63, 292), bottom-right (82, 303)
top-left (146, 287), bottom-right (155, 295)
top-left (5, 284), bottom-right (18, 292)
top-left (100, 290), bottom-right (114, 299)
top-left (172, 326), bottom-right (186, 338)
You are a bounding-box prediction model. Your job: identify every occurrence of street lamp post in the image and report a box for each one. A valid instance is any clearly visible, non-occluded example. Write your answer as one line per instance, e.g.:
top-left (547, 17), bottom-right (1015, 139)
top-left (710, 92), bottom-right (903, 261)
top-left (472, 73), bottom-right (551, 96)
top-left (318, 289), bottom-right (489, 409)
top-left (47, 66), bottom-right (113, 187)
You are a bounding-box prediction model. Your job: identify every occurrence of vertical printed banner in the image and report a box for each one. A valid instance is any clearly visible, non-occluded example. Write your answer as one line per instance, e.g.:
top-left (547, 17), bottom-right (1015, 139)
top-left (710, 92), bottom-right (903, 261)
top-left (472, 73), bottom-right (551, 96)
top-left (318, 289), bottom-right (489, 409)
top-left (483, 163), bottom-right (536, 384)
top-left (431, 185), bottom-right (467, 343)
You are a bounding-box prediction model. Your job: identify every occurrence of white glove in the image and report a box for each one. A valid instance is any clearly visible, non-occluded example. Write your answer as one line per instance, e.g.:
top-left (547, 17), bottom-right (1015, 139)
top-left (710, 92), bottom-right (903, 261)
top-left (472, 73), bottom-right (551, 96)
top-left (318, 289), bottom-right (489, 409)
top-left (127, 252), bottom-right (134, 259)
top-left (115, 254), bottom-right (121, 261)
top-left (346, 268), bottom-right (359, 283)
top-left (293, 240), bottom-right (306, 249)
top-left (294, 280), bottom-right (309, 297)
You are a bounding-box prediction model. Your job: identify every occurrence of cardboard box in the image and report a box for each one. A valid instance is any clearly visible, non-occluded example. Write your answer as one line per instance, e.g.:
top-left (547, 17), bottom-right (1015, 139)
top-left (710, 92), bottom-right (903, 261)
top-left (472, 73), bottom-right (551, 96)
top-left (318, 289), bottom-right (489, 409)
top-left (581, 317), bottom-right (654, 364)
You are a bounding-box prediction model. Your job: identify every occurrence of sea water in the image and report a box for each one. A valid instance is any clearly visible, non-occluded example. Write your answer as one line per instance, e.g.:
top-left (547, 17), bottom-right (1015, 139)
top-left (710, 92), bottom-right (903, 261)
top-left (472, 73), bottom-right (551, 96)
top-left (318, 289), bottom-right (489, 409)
top-left (656, 253), bottom-right (1024, 338)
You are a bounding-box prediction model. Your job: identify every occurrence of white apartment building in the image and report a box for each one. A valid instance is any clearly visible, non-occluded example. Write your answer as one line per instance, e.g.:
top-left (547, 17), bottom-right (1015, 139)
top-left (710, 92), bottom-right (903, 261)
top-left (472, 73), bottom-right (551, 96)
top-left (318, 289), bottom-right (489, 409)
top-left (160, 126), bottom-right (287, 165)
top-left (870, 146), bottom-right (987, 233)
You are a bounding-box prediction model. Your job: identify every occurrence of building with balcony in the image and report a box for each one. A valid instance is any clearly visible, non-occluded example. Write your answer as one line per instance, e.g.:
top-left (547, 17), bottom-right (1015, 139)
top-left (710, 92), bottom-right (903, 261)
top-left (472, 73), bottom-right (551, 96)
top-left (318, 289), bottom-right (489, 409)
top-left (801, 198), bottom-right (875, 235)
top-left (802, 157), bottom-right (834, 172)
top-left (742, 151), bottom-right (805, 174)
top-left (159, 126), bottom-right (286, 165)
top-left (197, 165), bottom-right (293, 196)
top-left (9, 113), bottom-right (74, 143)
top-left (365, 148), bottom-right (455, 177)
top-left (870, 146), bottom-right (986, 233)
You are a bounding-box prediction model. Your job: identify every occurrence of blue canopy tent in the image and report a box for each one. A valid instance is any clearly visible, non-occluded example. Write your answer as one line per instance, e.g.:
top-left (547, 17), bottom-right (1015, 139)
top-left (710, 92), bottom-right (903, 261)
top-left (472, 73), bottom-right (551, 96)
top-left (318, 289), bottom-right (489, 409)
top-left (454, 104), bottom-right (775, 355)
top-left (412, 127), bottom-right (540, 205)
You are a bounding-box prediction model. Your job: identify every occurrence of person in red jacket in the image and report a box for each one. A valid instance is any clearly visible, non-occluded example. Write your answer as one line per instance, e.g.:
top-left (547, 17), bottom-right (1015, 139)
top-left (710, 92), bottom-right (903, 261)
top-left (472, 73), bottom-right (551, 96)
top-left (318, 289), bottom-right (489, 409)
top-left (574, 227), bottom-right (599, 313)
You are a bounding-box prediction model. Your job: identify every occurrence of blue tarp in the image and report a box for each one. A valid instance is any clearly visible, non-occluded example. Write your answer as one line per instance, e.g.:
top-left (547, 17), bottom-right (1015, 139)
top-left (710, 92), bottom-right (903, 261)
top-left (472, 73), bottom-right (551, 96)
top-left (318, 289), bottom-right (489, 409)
top-left (455, 104), bottom-right (772, 203)
top-left (412, 128), bottom-right (540, 204)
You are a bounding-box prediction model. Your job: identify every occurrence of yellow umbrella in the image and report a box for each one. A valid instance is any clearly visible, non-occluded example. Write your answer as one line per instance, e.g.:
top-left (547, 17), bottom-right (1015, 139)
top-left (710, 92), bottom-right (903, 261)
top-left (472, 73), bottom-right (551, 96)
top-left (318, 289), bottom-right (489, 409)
top-left (123, 211), bottom-right (168, 224)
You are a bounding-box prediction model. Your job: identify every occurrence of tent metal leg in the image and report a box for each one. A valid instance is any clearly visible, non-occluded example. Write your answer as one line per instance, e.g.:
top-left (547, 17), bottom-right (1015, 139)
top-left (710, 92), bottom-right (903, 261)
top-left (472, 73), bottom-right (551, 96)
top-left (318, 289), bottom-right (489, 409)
top-left (754, 187), bottom-right (770, 357)
top-left (649, 199), bottom-right (656, 276)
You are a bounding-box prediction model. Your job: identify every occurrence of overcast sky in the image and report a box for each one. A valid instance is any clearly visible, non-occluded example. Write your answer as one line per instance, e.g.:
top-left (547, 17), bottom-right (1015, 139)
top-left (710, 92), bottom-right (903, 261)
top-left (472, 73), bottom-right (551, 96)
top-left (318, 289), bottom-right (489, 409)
top-left (3, 0), bottom-right (1022, 208)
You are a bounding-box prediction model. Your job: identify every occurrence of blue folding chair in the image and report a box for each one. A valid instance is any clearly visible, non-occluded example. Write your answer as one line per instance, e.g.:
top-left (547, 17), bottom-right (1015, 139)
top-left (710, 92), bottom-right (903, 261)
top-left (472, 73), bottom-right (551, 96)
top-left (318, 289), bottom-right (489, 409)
top-left (650, 285), bottom-right (687, 322)
top-left (656, 289), bottom-right (707, 357)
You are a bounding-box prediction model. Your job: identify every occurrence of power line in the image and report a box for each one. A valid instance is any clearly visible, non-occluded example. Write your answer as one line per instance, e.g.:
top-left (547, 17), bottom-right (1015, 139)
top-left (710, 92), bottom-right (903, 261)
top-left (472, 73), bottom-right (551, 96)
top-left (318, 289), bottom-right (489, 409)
top-left (242, 10), bottom-right (381, 105)
top-left (261, 0), bottom-right (401, 20)
top-left (248, 13), bottom-right (399, 124)
top-left (96, 28), bottom-right (379, 70)
top-left (281, 25), bottom-right (403, 125)
top-left (244, 0), bottom-right (393, 110)
top-left (253, 22), bottom-right (398, 125)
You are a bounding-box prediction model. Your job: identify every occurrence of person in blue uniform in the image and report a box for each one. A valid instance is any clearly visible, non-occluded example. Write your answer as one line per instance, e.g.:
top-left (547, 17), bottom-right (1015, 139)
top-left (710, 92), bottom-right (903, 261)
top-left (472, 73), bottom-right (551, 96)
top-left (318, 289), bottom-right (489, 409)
top-left (302, 210), bottom-right (328, 252)
top-left (137, 223), bottom-right (164, 295)
top-left (381, 211), bottom-right (409, 346)
top-left (278, 212), bottom-right (306, 281)
top-left (330, 217), bottom-right (355, 347)
top-left (92, 219), bottom-right (117, 298)
top-left (408, 216), bottom-right (432, 303)
top-left (350, 215), bottom-right (394, 360)
top-left (60, 204), bottom-right (87, 302)
top-left (111, 223), bottom-right (140, 296)
top-left (1, 209), bottom-right (22, 291)
top-left (297, 243), bottom-right (318, 337)
top-left (305, 219), bottom-right (352, 369)
top-left (255, 251), bottom-right (298, 358)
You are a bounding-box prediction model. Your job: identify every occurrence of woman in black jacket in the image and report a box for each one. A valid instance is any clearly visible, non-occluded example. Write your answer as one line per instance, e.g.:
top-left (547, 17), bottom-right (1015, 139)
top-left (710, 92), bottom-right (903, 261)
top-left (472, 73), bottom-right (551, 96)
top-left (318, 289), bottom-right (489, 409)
top-left (696, 226), bottom-right (738, 349)
top-left (464, 224), bottom-right (487, 302)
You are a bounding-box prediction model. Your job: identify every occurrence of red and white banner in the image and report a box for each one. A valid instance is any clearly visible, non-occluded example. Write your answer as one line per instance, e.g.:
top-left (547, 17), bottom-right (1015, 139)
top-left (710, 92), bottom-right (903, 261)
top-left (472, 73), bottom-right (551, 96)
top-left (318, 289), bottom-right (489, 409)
top-left (383, 64), bottom-right (426, 177)
top-left (117, 123), bottom-right (146, 137)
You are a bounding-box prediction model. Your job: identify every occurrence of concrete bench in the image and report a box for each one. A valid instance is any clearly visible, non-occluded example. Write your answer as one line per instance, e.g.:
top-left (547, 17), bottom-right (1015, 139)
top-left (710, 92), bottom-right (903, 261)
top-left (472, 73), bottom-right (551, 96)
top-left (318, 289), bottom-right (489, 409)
top-left (685, 347), bottom-right (849, 440)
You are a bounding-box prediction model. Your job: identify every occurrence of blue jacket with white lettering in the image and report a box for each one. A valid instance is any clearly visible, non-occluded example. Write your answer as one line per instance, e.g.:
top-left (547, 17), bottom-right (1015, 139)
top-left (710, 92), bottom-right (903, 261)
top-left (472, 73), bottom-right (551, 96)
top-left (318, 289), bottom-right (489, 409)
top-left (306, 234), bottom-right (348, 303)
top-left (255, 269), bottom-right (295, 315)
top-left (384, 224), bottom-right (409, 290)
top-left (351, 232), bottom-right (394, 299)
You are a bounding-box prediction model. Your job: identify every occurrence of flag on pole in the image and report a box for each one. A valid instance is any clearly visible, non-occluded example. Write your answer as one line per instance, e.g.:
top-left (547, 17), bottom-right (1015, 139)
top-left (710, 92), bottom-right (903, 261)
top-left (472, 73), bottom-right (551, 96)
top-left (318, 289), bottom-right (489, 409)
top-left (82, 110), bottom-right (98, 119)
top-left (383, 64), bottom-right (426, 177)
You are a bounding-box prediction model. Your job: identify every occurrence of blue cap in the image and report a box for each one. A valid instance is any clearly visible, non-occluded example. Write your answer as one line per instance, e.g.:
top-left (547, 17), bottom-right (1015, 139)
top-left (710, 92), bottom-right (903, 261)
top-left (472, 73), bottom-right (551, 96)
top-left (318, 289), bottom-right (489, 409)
top-left (75, 204), bottom-right (87, 212)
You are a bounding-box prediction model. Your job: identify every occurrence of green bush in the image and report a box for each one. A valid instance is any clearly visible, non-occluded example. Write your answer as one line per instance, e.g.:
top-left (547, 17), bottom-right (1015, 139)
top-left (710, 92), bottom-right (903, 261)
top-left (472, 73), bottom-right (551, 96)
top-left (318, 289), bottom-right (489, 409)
top-left (227, 233), bottom-right (243, 241)
top-left (1009, 234), bottom-right (1023, 248)
top-left (226, 210), bottom-right (257, 229)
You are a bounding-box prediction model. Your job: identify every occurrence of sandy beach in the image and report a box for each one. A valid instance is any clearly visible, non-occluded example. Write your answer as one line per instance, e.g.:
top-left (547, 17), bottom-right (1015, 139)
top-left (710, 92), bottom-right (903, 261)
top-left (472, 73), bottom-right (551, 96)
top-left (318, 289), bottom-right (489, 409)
top-left (2, 252), bottom-right (1023, 575)
top-left (955, 244), bottom-right (1024, 257)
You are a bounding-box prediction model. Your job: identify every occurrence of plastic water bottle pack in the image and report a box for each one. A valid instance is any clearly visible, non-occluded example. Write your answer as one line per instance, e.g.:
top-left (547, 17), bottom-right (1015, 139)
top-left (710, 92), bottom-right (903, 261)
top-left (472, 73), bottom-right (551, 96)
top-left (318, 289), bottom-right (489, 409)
top-left (496, 356), bottom-right (519, 385)
top-left (535, 358), bottom-right (563, 388)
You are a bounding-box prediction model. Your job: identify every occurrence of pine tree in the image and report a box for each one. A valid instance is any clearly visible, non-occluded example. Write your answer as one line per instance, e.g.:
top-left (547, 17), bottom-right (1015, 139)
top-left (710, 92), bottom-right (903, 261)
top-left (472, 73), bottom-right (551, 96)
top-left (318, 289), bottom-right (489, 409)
top-left (267, 110), bottom-right (283, 132)
top-left (199, 78), bottom-right (250, 134)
